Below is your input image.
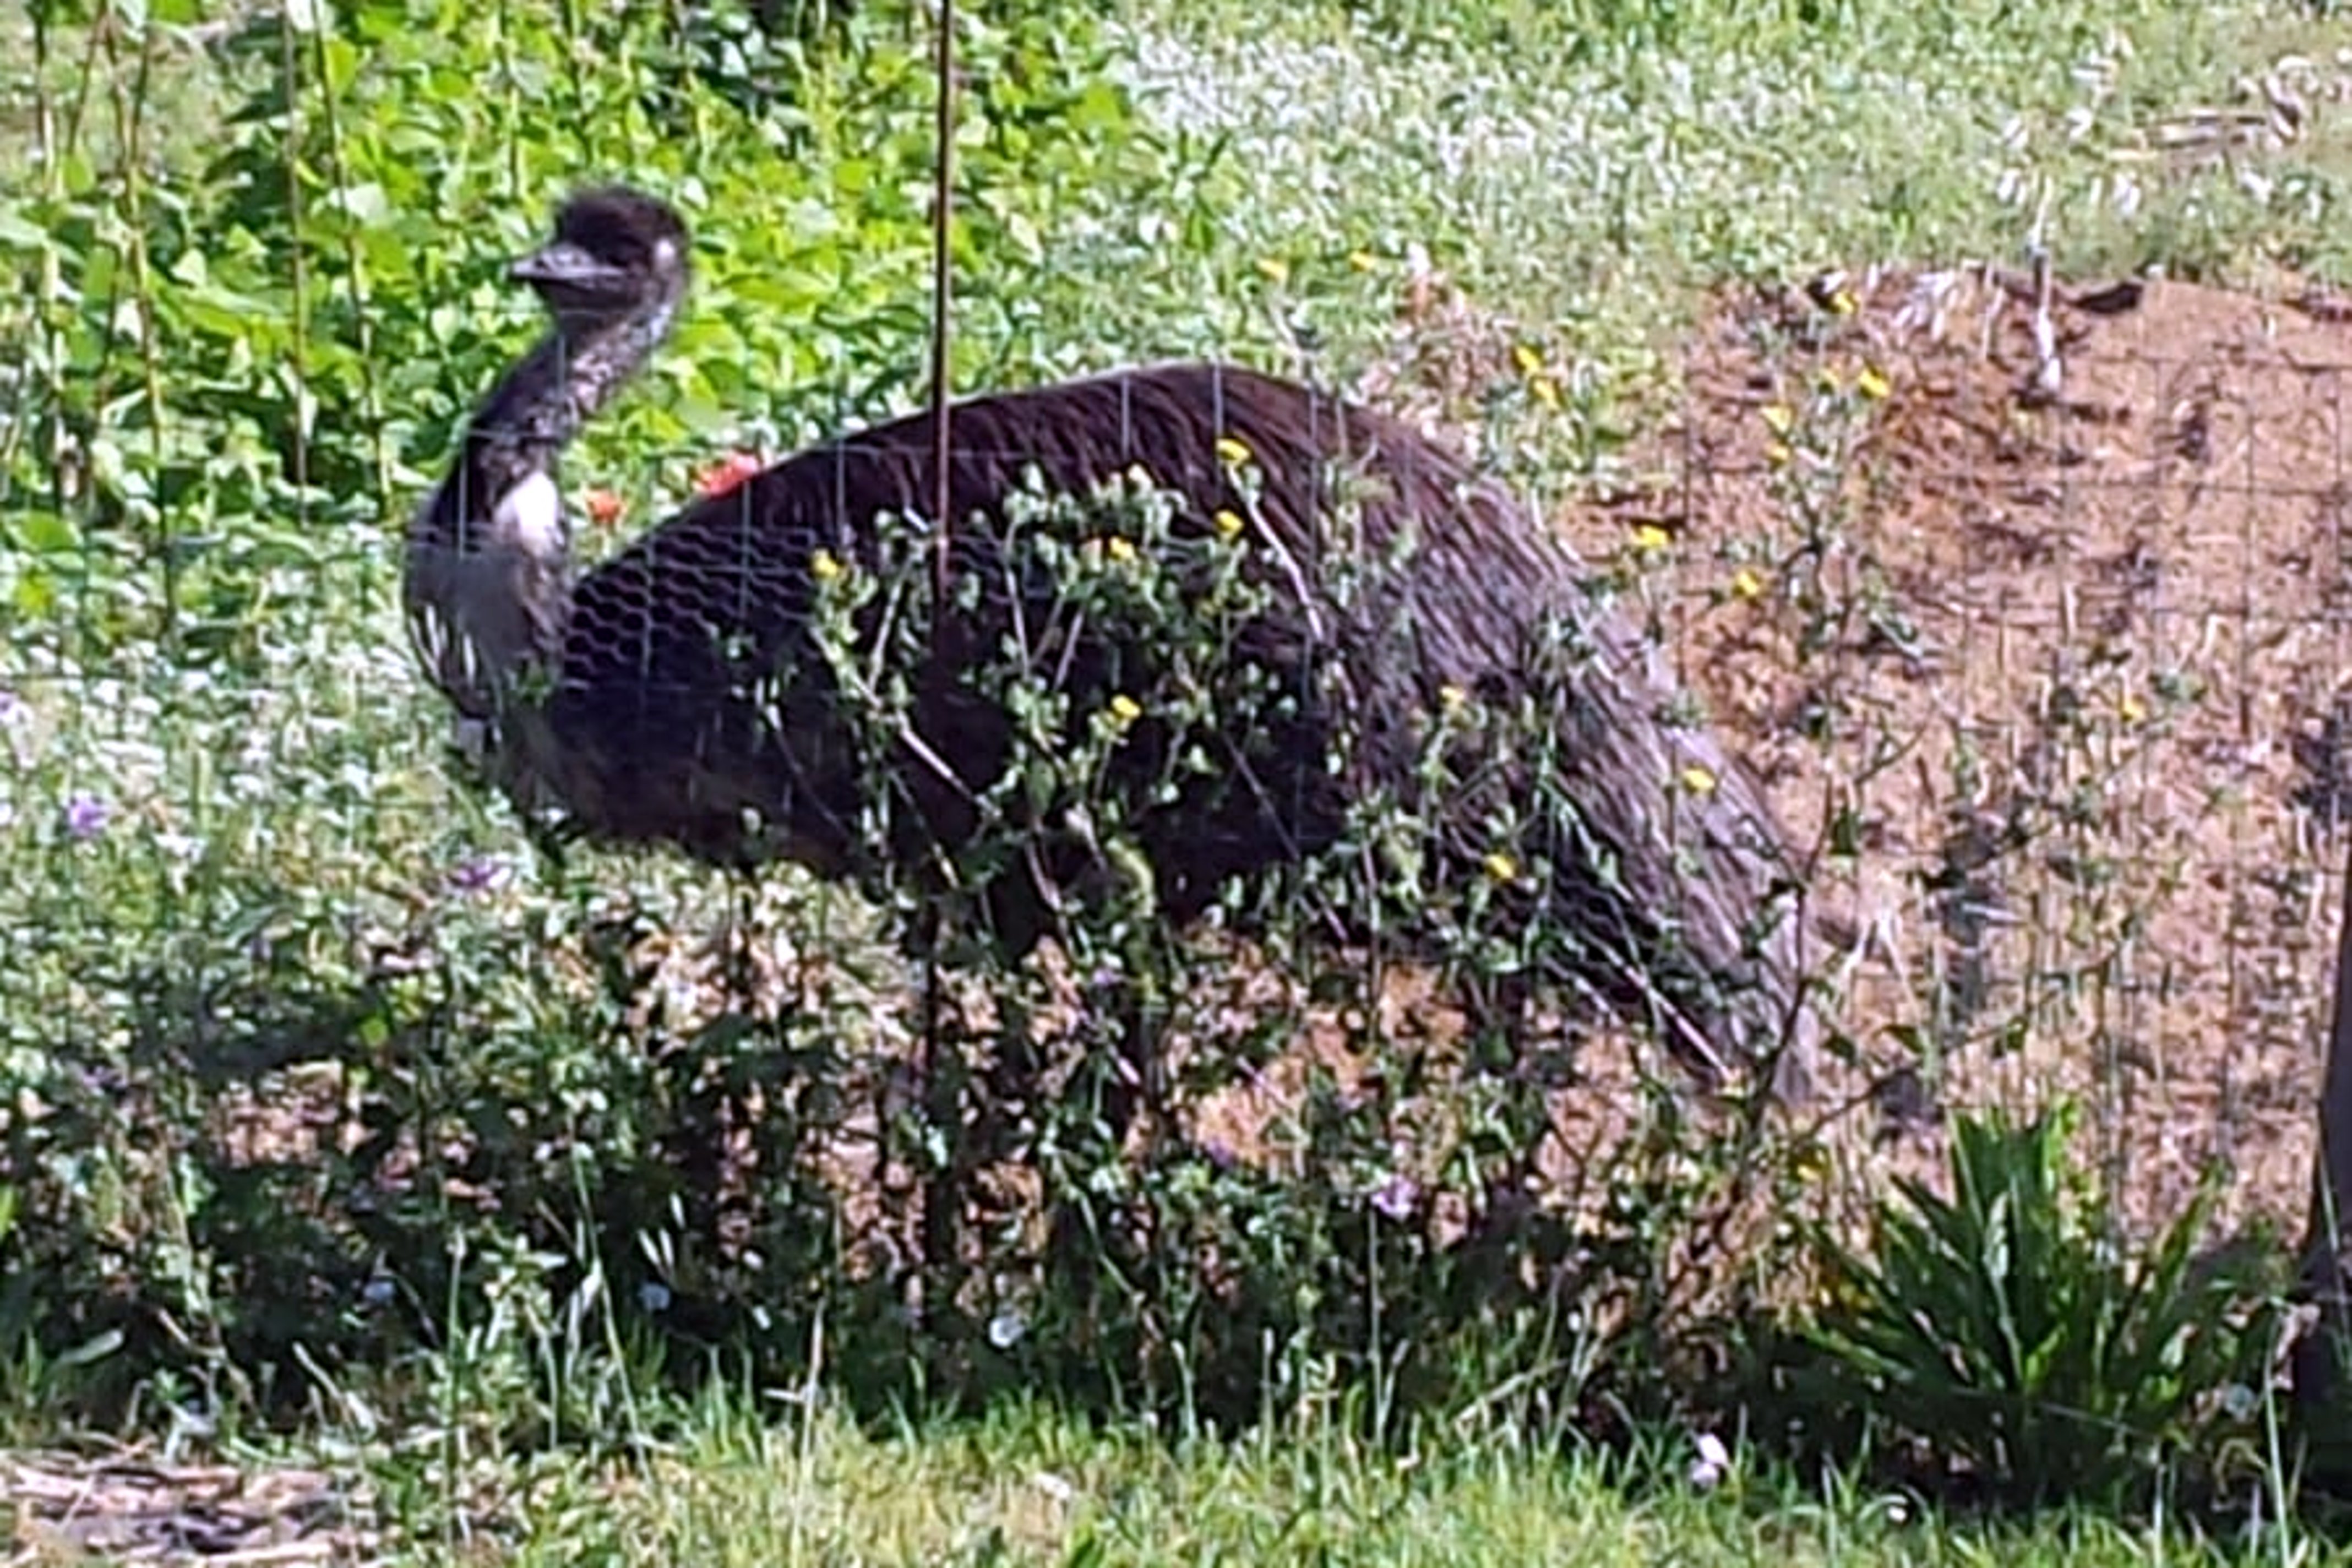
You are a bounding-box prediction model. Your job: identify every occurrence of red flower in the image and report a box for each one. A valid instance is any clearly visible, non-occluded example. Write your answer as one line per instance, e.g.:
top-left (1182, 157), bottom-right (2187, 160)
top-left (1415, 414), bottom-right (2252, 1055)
top-left (582, 487), bottom-right (625, 530)
top-left (695, 450), bottom-right (765, 498)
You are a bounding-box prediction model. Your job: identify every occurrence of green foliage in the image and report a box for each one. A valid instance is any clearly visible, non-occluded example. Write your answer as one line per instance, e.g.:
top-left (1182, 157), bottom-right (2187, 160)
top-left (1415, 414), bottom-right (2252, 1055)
top-left (0, 0), bottom-right (1800, 1442)
top-left (750, 461), bottom-right (1810, 1429)
top-left (1791, 1101), bottom-right (2291, 1505)
top-left (0, 0), bottom-right (1228, 1424)
top-left (0, 0), bottom-right (2332, 1518)
top-left (1116, 0), bottom-right (2346, 378)
top-left (0, 0), bottom-right (1200, 671)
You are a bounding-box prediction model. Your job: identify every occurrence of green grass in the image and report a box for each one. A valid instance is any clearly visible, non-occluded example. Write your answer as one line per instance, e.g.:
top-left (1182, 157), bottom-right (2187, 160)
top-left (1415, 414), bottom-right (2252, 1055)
top-left (4, 0), bottom-right (2351, 1556)
top-left (1102, 0), bottom-right (2351, 411)
top-left (353, 1393), bottom-right (2332, 1565)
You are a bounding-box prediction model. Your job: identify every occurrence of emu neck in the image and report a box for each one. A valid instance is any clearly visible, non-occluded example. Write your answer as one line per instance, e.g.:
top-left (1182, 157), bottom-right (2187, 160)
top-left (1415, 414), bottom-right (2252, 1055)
top-left (406, 303), bottom-right (668, 718)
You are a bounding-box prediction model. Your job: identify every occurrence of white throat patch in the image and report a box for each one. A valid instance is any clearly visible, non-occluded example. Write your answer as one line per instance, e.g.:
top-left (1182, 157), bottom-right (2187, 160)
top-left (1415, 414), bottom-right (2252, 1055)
top-left (491, 470), bottom-right (565, 561)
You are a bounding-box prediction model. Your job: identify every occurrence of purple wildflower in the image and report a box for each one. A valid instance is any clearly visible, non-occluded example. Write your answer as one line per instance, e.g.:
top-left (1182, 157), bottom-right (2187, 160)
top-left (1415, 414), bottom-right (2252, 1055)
top-left (1369, 1170), bottom-right (1419, 1222)
top-left (1201, 1138), bottom-right (1238, 1173)
top-left (62, 792), bottom-right (108, 842)
top-left (447, 854), bottom-right (511, 896)
top-left (78, 1063), bottom-right (129, 1097)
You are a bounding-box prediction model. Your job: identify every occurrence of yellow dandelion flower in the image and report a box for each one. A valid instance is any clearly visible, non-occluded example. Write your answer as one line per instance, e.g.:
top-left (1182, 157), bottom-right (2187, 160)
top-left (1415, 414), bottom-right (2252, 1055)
top-left (1108, 694), bottom-right (1142, 725)
top-left (1347, 248), bottom-right (1378, 272)
top-left (1106, 535), bottom-right (1137, 564)
top-left (1765, 440), bottom-right (1794, 467)
top-left (1529, 375), bottom-right (1561, 410)
top-left (1762, 402), bottom-right (1795, 437)
top-left (1256, 255), bottom-right (1290, 284)
top-left (1213, 508), bottom-right (1246, 540)
top-left (1216, 435), bottom-right (1253, 467)
top-left (2119, 693), bottom-right (2146, 725)
top-left (1482, 851), bottom-right (1519, 885)
top-left (1730, 567), bottom-right (1765, 601)
top-left (1511, 343), bottom-right (1544, 377)
top-left (1681, 764), bottom-right (1719, 796)
top-left (1831, 288), bottom-right (1860, 315)
top-left (811, 549), bottom-right (843, 582)
top-left (1439, 683), bottom-right (1469, 712)
top-left (1631, 522), bottom-right (1672, 553)
top-left (1856, 364), bottom-right (1892, 401)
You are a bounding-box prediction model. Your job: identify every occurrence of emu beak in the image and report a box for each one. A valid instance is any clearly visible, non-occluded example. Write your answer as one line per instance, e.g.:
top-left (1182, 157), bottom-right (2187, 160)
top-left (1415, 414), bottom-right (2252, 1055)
top-left (509, 239), bottom-right (623, 289)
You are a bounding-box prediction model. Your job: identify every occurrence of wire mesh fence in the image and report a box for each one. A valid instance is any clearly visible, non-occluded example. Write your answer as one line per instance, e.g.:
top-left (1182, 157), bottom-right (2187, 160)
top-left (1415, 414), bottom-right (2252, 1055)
top-left (1599, 261), bottom-right (2352, 1246)
top-left (9, 260), bottom-right (2348, 1237)
top-left (7, 3), bottom-right (2352, 1429)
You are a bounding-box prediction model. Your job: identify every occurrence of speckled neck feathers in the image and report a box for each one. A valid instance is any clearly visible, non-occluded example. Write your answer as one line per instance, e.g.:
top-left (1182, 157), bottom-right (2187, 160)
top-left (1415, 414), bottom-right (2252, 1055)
top-left (404, 292), bottom-right (678, 720)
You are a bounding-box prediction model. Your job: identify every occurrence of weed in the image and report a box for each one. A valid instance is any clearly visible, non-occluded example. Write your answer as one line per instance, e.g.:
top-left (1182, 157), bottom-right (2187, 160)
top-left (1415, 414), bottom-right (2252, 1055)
top-left (1784, 1100), bottom-right (2292, 1506)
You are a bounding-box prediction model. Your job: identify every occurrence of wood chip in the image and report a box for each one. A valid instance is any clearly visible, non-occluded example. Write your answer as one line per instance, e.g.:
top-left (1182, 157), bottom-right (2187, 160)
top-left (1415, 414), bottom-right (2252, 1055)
top-left (4, 1449), bottom-right (379, 1565)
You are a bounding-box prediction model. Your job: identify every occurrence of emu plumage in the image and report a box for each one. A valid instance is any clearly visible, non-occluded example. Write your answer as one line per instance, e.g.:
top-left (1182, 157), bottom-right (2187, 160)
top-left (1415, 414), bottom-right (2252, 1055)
top-left (405, 184), bottom-right (1819, 1098)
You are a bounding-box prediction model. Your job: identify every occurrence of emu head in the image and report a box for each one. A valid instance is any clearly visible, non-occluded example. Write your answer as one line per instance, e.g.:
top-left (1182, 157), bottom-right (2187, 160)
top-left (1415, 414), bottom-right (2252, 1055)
top-left (511, 184), bottom-right (691, 334)
top-left (405, 184), bottom-right (694, 734)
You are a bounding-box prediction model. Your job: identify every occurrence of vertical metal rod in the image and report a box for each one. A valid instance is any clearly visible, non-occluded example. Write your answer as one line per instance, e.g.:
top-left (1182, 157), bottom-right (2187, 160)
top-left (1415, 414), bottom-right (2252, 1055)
top-left (918, 0), bottom-right (960, 1343)
top-left (2297, 823), bottom-right (2352, 1409)
top-left (928, 0), bottom-right (955, 600)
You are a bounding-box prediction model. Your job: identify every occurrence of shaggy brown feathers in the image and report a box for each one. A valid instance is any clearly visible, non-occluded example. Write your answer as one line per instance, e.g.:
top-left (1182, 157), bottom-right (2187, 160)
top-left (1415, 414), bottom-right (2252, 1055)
top-left (406, 186), bottom-right (1821, 1099)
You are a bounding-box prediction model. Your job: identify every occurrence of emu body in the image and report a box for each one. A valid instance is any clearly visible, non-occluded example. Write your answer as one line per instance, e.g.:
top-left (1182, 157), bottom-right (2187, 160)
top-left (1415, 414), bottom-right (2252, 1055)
top-left (406, 186), bottom-right (1819, 1098)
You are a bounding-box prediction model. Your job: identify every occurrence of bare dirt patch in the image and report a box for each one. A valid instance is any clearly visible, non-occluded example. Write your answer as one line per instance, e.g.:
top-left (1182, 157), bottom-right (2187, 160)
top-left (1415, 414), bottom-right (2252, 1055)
top-left (1593, 262), bottom-right (2352, 1240)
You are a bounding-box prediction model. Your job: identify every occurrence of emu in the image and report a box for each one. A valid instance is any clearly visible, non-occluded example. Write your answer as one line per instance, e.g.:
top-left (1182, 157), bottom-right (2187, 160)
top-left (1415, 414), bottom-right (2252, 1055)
top-left (405, 184), bottom-right (1820, 1103)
